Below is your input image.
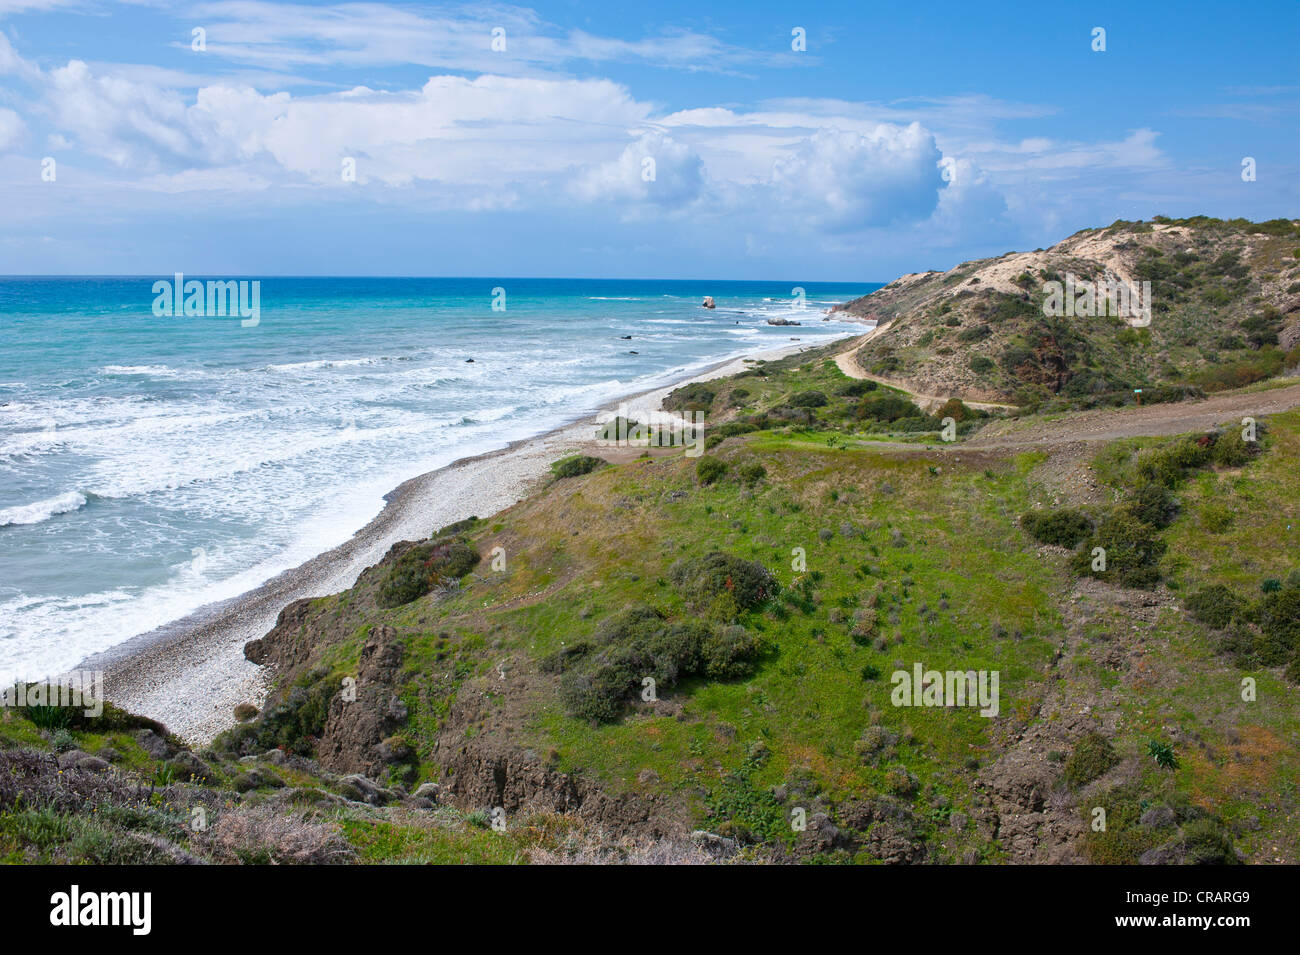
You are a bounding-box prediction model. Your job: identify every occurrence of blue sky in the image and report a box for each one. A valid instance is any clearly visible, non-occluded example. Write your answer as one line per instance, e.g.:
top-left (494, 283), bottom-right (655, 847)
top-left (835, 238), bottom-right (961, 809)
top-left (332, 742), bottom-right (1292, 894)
top-left (1, 0), bottom-right (1297, 278)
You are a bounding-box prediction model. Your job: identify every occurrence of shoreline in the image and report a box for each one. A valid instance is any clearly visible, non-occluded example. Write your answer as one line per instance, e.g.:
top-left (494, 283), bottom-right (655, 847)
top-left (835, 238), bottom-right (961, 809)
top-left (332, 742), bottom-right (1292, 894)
top-left (87, 329), bottom-right (867, 743)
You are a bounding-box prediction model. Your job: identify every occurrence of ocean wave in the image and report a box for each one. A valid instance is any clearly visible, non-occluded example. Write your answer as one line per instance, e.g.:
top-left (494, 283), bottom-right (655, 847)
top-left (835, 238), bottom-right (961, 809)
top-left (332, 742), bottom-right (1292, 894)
top-left (0, 491), bottom-right (88, 527)
top-left (264, 357), bottom-right (388, 373)
top-left (99, 364), bottom-right (181, 378)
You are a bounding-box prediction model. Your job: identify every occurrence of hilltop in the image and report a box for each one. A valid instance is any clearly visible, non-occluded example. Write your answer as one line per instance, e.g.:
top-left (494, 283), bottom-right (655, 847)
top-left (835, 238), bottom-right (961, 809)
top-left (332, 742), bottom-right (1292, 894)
top-left (835, 216), bottom-right (1300, 410)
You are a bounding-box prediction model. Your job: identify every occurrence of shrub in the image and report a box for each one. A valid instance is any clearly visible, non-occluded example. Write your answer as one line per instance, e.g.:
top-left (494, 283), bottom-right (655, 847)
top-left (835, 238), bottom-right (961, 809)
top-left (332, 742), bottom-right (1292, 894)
top-left (1212, 429), bottom-right (1256, 467)
top-left (1021, 508), bottom-right (1092, 548)
top-left (377, 538), bottom-right (481, 607)
top-left (696, 456), bottom-right (728, 485)
top-left (435, 516), bottom-right (479, 536)
top-left (788, 390), bottom-right (828, 408)
top-left (247, 672), bottom-right (338, 754)
top-left (668, 552), bottom-right (780, 611)
top-left (552, 455), bottom-right (607, 479)
top-left (1064, 732), bottom-right (1119, 787)
top-left (700, 625), bottom-right (764, 680)
top-left (957, 324), bottom-right (991, 343)
top-left (968, 355), bottom-right (995, 375)
top-left (1257, 588), bottom-right (1300, 665)
top-left (560, 647), bottom-right (644, 723)
top-left (557, 607), bottom-right (763, 722)
top-left (935, 397), bottom-right (978, 422)
top-left (856, 394), bottom-right (926, 422)
top-left (1073, 507), bottom-right (1166, 589)
top-left (1134, 438), bottom-right (1211, 488)
top-left (1180, 817), bottom-right (1238, 864)
top-left (1192, 350), bottom-right (1285, 392)
top-left (664, 383), bottom-right (716, 413)
top-left (837, 380), bottom-right (878, 397)
top-left (1184, 584), bottom-right (1245, 630)
top-left (595, 417), bottom-right (638, 441)
top-left (738, 462), bottom-right (766, 485)
top-left (1127, 480), bottom-right (1178, 529)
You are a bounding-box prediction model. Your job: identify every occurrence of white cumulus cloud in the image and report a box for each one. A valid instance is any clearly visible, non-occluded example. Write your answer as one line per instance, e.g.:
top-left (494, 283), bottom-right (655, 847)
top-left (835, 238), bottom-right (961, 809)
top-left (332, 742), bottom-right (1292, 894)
top-left (770, 124), bottom-right (944, 230)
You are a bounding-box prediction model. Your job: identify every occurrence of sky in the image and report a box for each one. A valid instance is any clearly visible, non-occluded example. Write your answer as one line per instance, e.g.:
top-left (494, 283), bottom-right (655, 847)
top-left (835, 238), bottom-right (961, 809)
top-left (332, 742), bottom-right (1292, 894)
top-left (0, 0), bottom-right (1297, 280)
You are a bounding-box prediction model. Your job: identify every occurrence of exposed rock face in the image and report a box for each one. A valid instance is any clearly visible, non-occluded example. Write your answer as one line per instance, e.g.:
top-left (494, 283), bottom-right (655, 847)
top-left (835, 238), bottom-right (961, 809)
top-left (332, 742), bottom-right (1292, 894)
top-left (315, 627), bottom-right (409, 777)
top-left (433, 699), bottom-right (681, 838)
top-left (245, 597), bottom-right (317, 670)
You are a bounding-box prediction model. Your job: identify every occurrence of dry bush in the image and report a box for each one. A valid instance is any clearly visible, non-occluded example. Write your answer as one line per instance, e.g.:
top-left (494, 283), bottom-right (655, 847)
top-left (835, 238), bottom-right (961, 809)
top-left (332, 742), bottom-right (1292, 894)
top-left (208, 804), bottom-right (355, 864)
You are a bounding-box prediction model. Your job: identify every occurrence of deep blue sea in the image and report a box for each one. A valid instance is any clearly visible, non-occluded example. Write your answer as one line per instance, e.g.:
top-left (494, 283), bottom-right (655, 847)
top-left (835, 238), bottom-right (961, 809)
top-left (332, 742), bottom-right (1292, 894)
top-left (0, 276), bottom-right (877, 682)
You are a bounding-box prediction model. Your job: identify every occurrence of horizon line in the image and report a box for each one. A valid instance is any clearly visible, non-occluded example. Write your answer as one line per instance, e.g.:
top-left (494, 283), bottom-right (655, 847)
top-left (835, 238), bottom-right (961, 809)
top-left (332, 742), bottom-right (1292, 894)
top-left (0, 274), bottom-right (889, 284)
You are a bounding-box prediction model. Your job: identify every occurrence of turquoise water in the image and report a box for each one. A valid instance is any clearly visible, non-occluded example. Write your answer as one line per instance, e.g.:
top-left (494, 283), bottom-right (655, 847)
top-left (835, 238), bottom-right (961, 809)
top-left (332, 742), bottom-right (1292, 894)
top-left (0, 277), bottom-right (876, 681)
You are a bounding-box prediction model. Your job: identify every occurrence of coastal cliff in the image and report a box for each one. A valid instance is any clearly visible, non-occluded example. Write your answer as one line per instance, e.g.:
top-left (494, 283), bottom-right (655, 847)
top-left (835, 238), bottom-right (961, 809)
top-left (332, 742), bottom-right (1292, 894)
top-left (4, 217), bottom-right (1300, 865)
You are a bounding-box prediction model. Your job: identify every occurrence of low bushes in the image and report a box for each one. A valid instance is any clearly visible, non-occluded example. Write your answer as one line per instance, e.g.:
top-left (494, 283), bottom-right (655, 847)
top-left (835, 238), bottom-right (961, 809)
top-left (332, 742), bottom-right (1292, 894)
top-left (1072, 507), bottom-right (1166, 589)
top-left (552, 455), bottom-right (607, 480)
top-left (837, 380), bottom-right (878, 397)
top-left (787, 390), bottom-right (828, 408)
top-left (1020, 508), bottom-right (1092, 548)
top-left (377, 537), bottom-right (480, 608)
top-left (856, 394), bottom-right (928, 423)
top-left (1064, 732), bottom-right (1119, 788)
top-left (696, 456), bottom-right (728, 485)
top-left (664, 383), bottom-right (716, 414)
top-left (552, 605), bottom-right (765, 723)
top-left (668, 552), bottom-right (780, 611)
top-left (1184, 584), bottom-right (1246, 630)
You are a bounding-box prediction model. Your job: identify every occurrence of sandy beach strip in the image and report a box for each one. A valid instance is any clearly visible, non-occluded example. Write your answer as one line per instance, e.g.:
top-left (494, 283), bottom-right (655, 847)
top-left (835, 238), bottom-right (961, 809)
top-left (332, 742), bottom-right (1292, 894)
top-left (85, 332), bottom-right (865, 744)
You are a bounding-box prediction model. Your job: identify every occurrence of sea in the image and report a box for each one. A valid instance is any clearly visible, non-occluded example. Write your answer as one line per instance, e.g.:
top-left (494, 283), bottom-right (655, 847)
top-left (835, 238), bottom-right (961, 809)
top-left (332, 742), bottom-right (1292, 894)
top-left (0, 276), bottom-right (878, 683)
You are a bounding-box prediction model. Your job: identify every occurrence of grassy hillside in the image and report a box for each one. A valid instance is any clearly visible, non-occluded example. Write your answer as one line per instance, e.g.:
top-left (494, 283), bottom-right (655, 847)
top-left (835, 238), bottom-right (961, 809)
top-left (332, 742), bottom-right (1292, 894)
top-left (4, 340), bottom-right (1296, 864)
top-left (837, 216), bottom-right (1300, 409)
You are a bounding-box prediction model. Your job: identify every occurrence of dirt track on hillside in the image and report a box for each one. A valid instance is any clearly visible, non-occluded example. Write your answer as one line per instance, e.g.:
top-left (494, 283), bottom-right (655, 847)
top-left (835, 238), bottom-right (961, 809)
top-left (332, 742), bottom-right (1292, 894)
top-left (833, 333), bottom-right (1300, 450)
top-left (963, 382), bottom-right (1300, 450)
top-left (834, 333), bottom-right (1019, 413)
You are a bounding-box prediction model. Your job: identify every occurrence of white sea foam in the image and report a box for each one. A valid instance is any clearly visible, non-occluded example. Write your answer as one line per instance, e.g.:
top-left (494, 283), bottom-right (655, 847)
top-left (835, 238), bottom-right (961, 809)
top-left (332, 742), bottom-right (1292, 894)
top-left (0, 491), bottom-right (88, 526)
top-left (0, 282), bottom-right (873, 684)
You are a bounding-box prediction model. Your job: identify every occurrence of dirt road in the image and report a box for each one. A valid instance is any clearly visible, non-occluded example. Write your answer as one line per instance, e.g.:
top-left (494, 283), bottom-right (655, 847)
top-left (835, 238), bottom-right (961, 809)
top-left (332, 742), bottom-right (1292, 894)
top-left (834, 332), bottom-right (1019, 413)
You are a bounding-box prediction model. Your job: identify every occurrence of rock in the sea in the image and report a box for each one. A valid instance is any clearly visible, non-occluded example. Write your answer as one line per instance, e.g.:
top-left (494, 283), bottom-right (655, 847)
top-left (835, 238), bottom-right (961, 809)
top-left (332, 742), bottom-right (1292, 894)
top-left (702, 296), bottom-right (715, 309)
top-left (767, 317), bottom-right (801, 326)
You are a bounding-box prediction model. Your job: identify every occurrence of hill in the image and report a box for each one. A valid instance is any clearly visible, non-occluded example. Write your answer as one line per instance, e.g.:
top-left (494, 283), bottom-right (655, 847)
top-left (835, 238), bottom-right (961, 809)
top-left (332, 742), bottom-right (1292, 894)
top-left (5, 333), bottom-right (1299, 864)
top-left (834, 216), bottom-right (1300, 410)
